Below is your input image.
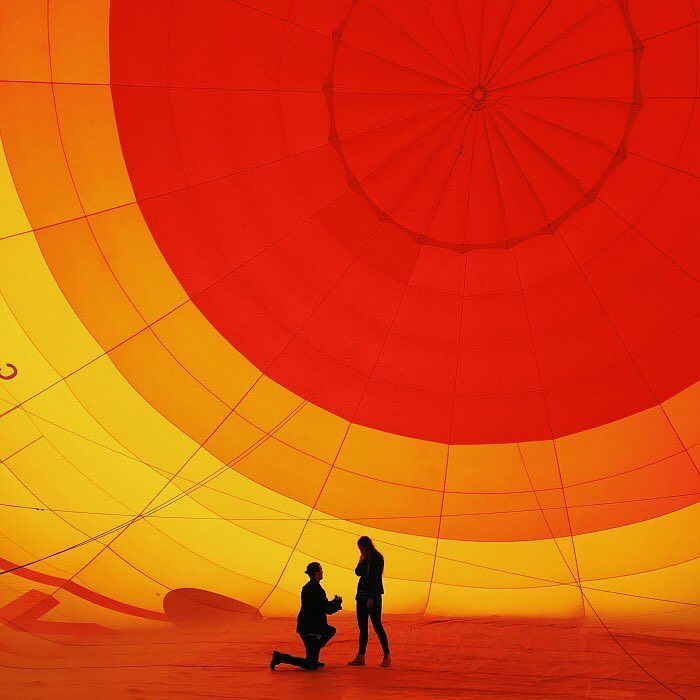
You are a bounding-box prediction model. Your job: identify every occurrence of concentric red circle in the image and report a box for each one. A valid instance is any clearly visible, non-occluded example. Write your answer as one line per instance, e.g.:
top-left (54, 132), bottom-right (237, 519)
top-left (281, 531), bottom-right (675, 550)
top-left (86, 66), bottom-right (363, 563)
top-left (110, 0), bottom-right (700, 444)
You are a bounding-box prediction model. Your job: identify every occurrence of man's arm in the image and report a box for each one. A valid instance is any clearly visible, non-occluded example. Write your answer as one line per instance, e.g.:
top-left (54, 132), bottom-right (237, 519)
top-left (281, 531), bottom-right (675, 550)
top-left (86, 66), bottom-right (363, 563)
top-left (300, 585), bottom-right (326, 634)
top-left (326, 595), bottom-right (343, 615)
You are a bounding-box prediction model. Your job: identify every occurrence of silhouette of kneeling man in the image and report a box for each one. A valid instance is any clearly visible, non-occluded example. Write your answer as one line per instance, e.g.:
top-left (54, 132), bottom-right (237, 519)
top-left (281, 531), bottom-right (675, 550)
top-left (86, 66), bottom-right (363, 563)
top-left (270, 562), bottom-right (342, 670)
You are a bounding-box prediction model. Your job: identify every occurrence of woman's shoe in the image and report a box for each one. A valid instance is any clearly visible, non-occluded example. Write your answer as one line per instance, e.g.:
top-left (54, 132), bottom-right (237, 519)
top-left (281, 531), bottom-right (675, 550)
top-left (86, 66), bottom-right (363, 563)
top-left (380, 654), bottom-right (391, 668)
top-left (348, 654), bottom-right (365, 666)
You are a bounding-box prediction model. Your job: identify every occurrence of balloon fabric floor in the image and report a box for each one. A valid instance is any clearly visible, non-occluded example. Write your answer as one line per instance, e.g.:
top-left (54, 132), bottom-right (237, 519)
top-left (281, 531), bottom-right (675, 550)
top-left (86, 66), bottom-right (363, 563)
top-left (2, 615), bottom-right (699, 699)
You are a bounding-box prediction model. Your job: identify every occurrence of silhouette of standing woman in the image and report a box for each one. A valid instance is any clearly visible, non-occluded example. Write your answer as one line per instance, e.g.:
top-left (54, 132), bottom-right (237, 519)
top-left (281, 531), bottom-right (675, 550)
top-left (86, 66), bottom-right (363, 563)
top-left (270, 562), bottom-right (342, 671)
top-left (348, 536), bottom-right (391, 667)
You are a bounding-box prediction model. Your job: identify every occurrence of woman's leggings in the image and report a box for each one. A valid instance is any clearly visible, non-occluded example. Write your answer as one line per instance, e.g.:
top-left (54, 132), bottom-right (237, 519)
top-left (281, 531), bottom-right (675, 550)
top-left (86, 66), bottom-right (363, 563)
top-left (357, 596), bottom-right (390, 654)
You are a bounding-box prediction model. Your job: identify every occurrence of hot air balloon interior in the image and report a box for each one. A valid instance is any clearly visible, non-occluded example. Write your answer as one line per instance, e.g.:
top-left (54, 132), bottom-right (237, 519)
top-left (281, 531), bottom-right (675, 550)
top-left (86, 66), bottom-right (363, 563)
top-left (0, 1), bottom-right (698, 697)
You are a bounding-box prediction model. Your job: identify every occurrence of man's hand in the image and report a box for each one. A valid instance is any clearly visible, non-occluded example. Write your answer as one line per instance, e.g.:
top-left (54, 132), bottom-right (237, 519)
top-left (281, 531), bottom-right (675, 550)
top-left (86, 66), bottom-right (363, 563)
top-left (334, 595), bottom-right (343, 603)
top-left (366, 598), bottom-right (374, 610)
